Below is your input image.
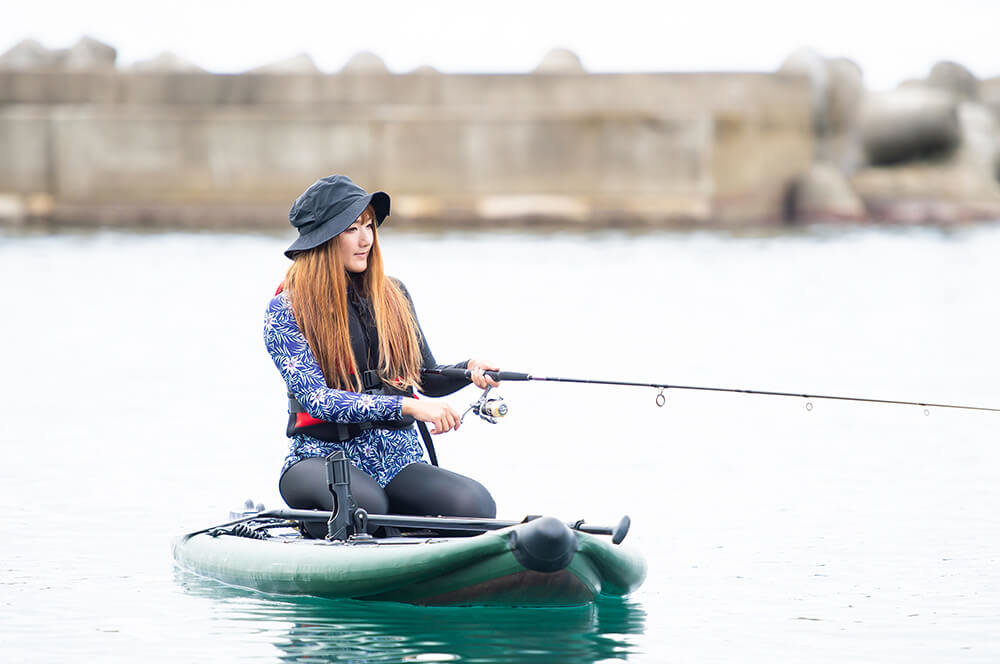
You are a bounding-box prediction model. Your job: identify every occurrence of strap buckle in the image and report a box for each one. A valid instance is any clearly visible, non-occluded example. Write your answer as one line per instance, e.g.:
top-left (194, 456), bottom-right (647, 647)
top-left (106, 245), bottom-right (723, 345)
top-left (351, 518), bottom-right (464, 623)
top-left (361, 370), bottom-right (382, 390)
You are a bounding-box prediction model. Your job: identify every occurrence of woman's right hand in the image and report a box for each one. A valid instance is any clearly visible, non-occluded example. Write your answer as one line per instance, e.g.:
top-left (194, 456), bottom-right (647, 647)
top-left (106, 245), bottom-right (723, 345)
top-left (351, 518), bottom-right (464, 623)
top-left (402, 398), bottom-right (461, 434)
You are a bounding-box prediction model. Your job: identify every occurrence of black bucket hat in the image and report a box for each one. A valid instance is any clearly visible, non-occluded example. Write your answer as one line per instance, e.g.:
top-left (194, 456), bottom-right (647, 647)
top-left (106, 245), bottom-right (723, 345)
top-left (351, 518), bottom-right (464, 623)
top-left (284, 175), bottom-right (390, 258)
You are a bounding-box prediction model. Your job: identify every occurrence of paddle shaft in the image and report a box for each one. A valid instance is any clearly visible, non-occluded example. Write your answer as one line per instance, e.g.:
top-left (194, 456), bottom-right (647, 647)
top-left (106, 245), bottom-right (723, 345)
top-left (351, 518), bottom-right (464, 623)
top-left (263, 509), bottom-right (622, 536)
top-left (423, 368), bottom-right (1000, 413)
top-left (184, 509), bottom-right (626, 540)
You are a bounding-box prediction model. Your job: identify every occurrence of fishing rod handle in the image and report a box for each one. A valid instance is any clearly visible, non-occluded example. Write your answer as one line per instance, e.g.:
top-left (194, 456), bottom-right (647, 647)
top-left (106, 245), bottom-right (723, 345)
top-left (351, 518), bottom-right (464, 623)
top-left (426, 368), bottom-right (533, 382)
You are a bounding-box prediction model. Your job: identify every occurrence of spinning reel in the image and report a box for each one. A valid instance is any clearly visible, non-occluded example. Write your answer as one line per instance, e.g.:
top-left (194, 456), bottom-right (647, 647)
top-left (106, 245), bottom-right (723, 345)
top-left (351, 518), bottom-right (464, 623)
top-left (461, 386), bottom-right (509, 424)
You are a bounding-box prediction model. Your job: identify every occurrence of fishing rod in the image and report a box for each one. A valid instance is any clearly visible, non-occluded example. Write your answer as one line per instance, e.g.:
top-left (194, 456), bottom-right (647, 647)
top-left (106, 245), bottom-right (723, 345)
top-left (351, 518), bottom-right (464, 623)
top-left (423, 368), bottom-right (1000, 414)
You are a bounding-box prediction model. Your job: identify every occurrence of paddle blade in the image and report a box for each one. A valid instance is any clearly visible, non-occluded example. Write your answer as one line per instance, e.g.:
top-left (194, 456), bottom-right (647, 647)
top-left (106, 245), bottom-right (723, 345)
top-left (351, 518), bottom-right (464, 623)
top-left (612, 515), bottom-right (631, 545)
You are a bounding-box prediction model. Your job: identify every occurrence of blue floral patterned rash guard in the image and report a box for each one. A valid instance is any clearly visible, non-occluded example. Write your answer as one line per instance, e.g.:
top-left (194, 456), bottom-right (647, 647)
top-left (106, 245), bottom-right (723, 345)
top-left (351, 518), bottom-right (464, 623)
top-left (264, 289), bottom-right (426, 486)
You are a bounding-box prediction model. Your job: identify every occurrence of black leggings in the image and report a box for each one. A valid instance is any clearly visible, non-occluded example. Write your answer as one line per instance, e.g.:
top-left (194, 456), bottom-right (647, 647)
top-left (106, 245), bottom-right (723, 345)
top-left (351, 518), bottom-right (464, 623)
top-left (278, 458), bottom-right (496, 537)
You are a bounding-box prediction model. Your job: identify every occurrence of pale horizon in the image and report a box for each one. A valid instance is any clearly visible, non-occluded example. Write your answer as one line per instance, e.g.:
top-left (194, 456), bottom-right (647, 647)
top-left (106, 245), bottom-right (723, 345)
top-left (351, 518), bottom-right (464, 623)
top-left (5, 0), bottom-right (999, 90)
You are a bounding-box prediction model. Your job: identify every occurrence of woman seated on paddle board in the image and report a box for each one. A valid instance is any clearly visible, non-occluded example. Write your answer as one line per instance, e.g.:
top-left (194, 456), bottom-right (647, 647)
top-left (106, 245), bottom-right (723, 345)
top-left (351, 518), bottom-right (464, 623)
top-left (264, 175), bottom-right (498, 537)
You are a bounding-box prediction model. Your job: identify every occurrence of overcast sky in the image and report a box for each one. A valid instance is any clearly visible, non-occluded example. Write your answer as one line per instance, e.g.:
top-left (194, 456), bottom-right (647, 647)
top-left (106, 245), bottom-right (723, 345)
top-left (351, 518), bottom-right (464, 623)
top-left (5, 0), bottom-right (998, 90)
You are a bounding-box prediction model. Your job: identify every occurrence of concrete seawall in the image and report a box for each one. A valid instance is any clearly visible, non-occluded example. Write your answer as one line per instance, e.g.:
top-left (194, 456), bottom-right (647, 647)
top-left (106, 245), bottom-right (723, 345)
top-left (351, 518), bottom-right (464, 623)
top-left (0, 70), bottom-right (814, 228)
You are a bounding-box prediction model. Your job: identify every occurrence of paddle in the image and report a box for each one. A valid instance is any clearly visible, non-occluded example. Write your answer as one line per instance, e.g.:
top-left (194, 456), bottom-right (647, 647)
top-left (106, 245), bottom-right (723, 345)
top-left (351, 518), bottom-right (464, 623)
top-left (184, 509), bottom-right (631, 544)
top-left (184, 448), bottom-right (634, 546)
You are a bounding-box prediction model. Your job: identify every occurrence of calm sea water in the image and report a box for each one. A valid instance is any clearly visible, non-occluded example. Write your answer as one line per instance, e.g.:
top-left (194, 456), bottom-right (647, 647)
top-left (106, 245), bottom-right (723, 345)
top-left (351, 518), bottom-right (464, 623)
top-left (2, 223), bottom-right (999, 663)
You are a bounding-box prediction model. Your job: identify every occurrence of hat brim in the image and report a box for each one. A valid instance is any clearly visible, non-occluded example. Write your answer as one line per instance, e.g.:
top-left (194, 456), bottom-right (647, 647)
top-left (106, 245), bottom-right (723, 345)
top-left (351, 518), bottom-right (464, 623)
top-left (284, 191), bottom-right (390, 259)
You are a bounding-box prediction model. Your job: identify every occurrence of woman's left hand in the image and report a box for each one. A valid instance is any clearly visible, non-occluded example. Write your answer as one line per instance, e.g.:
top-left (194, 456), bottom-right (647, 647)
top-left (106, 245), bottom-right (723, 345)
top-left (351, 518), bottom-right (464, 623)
top-left (467, 360), bottom-right (501, 389)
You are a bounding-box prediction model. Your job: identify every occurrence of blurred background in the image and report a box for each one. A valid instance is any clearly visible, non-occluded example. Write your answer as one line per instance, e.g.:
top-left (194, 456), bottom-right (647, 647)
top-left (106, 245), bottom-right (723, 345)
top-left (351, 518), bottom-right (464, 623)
top-left (3, 3), bottom-right (1000, 663)
top-left (2, 0), bottom-right (1000, 229)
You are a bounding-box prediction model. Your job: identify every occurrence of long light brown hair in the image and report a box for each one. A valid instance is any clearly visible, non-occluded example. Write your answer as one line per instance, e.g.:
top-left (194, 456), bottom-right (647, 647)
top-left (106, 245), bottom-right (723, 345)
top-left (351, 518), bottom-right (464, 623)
top-left (284, 214), bottom-right (423, 392)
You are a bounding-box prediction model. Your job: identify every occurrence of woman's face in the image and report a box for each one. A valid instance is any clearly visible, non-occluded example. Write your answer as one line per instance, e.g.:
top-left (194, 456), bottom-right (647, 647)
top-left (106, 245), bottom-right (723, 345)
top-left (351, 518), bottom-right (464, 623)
top-left (337, 206), bottom-right (375, 273)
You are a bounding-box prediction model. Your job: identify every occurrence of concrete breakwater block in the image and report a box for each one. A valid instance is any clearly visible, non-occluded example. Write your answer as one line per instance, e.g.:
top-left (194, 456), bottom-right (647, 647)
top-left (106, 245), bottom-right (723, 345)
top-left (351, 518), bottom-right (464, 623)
top-left (249, 53), bottom-right (321, 74)
top-left (0, 193), bottom-right (52, 225)
top-left (64, 36), bottom-right (117, 70)
top-left (341, 51), bottom-right (389, 74)
top-left (860, 88), bottom-right (961, 165)
top-left (534, 48), bottom-right (584, 74)
top-left (786, 161), bottom-right (865, 222)
top-left (0, 194), bottom-right (25, 224)
top-left (953, 102), bottom-right (1000, 176)
top-left (0, 39), bottom-right (64, 69)
top-left (0, 36), bottom-right (116, 70)
top-left (778, 47), bottom-right (864, 138)
top-left (853, 94), bottom-right (1000, 221)
top-left (926, 60), bottom-right (980, 102)
top-left (852, 160), bottom-right (1000, 223)
top-left (982, 78), bottom-right (1000, 119)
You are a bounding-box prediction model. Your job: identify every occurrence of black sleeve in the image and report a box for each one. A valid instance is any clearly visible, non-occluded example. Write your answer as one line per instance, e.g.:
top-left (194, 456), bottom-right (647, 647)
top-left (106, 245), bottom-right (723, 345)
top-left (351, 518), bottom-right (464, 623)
top-left (397, 279), bottom-right (471, 397)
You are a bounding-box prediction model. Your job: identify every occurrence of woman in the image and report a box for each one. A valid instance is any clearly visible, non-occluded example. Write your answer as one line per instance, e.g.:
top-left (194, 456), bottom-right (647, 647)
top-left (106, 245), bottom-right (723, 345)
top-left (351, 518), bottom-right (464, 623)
top-left (264, 175), bottom-right (498, 536)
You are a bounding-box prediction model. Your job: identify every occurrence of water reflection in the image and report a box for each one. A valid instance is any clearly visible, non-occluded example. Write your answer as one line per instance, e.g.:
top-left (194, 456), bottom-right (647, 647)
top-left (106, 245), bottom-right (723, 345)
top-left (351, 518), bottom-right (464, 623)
top-left (175, 568), bottom-right (646, 663)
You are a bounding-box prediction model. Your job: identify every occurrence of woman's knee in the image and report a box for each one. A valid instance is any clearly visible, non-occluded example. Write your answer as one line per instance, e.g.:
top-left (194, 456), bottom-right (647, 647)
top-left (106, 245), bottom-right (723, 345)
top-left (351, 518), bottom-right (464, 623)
top-left (279, 457), bottom-right (331, 510)
top-left (279, 456), bottom-right (388, 515)
top-left (450, 479), bottom-right (496, 518)
top-left (386, 464), bottom-right (496, 518)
